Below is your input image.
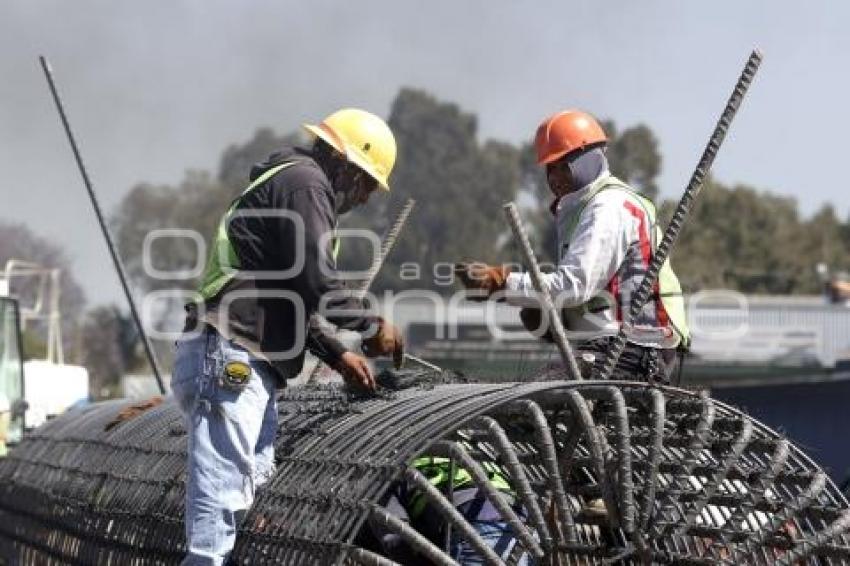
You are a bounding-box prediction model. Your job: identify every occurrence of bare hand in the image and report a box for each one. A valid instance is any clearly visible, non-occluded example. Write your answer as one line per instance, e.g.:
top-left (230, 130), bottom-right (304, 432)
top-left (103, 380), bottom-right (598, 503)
top-left (335, 351), bottom-right (376, 391)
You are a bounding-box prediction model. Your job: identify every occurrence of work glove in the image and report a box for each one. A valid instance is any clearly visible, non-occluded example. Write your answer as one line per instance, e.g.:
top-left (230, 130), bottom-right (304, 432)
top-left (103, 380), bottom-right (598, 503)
top-left (334, 351), bottom-right (376, 392)
top-left (519, 307), bottom-right (555, 343)
top-left (454, 262), bottom-right (512, 300)
top-left (104, 396), bottom-right (164, 431)
top-left (361, 317), bottom-right (405, 369)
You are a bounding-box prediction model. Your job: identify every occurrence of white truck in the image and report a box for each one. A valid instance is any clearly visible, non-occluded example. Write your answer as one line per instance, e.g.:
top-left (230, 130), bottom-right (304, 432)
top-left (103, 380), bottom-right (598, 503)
top-left (0, 261), bottom-right (89, 453)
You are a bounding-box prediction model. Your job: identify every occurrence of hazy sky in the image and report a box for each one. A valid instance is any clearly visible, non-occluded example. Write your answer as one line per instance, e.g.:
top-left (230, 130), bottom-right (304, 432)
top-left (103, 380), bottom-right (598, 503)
top-left (2, 1), bottom-right (848, 307)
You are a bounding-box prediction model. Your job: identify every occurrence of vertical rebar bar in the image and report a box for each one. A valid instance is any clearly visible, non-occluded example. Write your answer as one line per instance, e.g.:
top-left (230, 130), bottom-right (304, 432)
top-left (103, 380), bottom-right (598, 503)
top-left (596, 49), bottom-right (763, 380)
top-left (308, 199), bottom-right (416, 383)
top-left (39, 55), bottom-right (165, 394)
top-left (503, 203), bottom-right (582, 381)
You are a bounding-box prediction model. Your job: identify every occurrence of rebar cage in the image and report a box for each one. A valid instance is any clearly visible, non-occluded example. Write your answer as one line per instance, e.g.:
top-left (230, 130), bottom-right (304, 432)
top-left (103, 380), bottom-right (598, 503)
top-left (1, 376), bottom-right (849, 565)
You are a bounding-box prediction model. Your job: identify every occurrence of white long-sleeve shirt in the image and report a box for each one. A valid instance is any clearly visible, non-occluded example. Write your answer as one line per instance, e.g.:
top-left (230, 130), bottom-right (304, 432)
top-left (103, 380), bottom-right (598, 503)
top-left (504, 172), bottom-right (676, 346)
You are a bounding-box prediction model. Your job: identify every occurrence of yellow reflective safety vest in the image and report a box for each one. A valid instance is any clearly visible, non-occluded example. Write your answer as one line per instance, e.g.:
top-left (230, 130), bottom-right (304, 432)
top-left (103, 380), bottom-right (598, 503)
top-left (198, 161), bottom-right (341, 301)
top-left (558, 174), bottom-right (691, 349)
top-left (409, 454), bottom-right (512, 518)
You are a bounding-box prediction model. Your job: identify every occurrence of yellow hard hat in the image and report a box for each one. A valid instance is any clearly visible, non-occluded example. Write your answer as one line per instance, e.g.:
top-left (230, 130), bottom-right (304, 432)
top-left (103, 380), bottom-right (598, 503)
top-left (303, 108), bottom-right (396, 190)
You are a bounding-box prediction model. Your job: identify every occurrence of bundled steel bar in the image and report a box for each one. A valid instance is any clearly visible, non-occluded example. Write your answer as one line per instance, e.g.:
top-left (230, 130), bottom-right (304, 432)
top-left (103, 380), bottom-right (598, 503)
top-left (583, 386), bottom-right (635, 534)
top-left (2, 377), bottom-right (850, 565)
top-left (638, 388), bottom-right (665, 533)
top-left (38, 55), bottom-right (165, 394)
top-left (502, 203), bottom-right (582, 380)
top-left (651, 391), bottom-right (716, 538)
top-left (512, 398), bottom-right (579, 543)
top-left (596, 49), bottom-right (764, 380)
top-left (727, 439), bottom-right (791, 561)
top-left (560, 391), bottom-right (620, 527)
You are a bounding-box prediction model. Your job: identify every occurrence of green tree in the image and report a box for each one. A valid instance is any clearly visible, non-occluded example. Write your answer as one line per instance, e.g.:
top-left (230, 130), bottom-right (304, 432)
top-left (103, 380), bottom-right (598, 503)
top-left (218, 128), bottom-right (303, 190)
top-left (80, 305), bottom-right (145, 398)
top-left (665, 180), bottom-right (808, 294)
top-left (363, 88), bottom-right (521, 292)
top-left (602, 121), bottom-right (662, 202)
top-left (113, 171), bottom-right (230, 294)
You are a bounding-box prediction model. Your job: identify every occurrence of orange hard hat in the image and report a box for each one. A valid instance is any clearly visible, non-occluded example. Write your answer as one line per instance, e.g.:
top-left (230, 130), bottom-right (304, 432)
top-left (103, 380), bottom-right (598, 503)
top-left (534, 110), bottom-right (607, 165)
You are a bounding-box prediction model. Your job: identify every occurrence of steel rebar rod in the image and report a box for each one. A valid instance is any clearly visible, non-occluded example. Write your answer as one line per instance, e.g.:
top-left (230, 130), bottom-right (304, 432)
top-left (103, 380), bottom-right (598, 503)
top-left (674, 418), bottom-right (753, 536)
top-left (38, 55), bottom-right (165, 394)
top-left (430, 440), bottom-right (545, 560)
top-left (727, 439), bottom-right (790, 562)
top-left (361, 199), bottom-right (415, 294)
top-left (585, 386), bottom-right (635, 534)
top-left (346, 546), bottom-right (403, 566)
top-left (473, 415), bottom-right (553, 552)
top-left (651, 392), bottom-right (716, 538)
top-left (595, 49), bottom-right (764, 380)
top-left (404, 466), bottom-right (504, 565)
top-left (512, 398), bottom-right (580, 542)
top-left (367, 504), bottom-right (458, 566)
top-left (503, 203), bottom-right (582, 380)
top-left (308, 199), bottom-right (416, 383)
top-left (774, 510), bottom-right (850, 566)
top-left (638, 388), bottom-right (665, 533)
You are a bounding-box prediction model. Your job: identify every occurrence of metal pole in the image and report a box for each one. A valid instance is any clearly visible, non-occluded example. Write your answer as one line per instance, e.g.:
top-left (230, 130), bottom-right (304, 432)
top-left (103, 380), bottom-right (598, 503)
top-left (404, 353), bottom-right (442, 373)
top-left (359, 198), bottom-right (416, 296)
top-left (39, 56), bottom-right (166, 394)
top-left (503, 202), bottom-right (583, 381)
top-left (308, 199), bottom-right (416, 383)
top-left (595, 49), bottom-right (764, 381)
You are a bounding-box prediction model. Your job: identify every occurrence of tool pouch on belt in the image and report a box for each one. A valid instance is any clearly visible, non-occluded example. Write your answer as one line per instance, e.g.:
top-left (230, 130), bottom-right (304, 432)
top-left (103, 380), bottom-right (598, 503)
top-left (579, 338), bottom-right (671, 384)
top-left (220, 359), bottom-right (252, 392)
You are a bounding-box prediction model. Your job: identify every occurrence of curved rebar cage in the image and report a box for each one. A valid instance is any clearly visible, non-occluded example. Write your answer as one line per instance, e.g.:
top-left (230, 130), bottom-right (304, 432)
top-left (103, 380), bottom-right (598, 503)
top-left (1, 376), bottom-right (849, 565)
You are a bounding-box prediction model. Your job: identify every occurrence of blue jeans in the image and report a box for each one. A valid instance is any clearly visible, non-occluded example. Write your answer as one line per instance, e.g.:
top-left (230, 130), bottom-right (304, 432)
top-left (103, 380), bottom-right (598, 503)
top-left (171, 328), bottom-right (278, 566)
top-left (451, 520), bottom-right (532, 566)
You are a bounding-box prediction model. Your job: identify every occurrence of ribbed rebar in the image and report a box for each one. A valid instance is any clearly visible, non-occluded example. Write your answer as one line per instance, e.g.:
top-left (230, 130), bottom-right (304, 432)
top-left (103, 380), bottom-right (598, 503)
top-left (2, 378), bottom-right (850, 565)
top-left (596, 49), bottom-right (764, 380)
top-left (503, 203), bottom-right (582, 380)
top-left (307, 198), bottom-right (416, 384)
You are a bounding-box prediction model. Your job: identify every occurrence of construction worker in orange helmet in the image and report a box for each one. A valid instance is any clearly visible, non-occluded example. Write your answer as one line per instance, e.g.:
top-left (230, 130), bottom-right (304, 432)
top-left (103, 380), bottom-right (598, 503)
top-left (172, 108), bottom-right (404, 565)
top-left (456, 109), bottom-right (690, 382)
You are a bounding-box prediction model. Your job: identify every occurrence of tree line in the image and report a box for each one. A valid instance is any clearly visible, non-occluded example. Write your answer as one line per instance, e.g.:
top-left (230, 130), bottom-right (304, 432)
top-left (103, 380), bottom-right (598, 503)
top-left (4, 86), bottom-right (849, 392)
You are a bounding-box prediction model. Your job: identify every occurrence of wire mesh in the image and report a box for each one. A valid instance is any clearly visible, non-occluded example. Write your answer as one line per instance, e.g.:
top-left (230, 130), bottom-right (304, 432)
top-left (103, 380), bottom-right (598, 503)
top-left (1, 373), bottom-right (849, 565)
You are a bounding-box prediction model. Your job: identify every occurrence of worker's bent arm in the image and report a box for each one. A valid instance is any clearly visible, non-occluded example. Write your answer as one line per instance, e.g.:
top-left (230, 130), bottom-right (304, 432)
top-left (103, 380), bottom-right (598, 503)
top-left (503, 195), bottom-right (629, 308)
top-left (306, 315), bottom-right (348, 364)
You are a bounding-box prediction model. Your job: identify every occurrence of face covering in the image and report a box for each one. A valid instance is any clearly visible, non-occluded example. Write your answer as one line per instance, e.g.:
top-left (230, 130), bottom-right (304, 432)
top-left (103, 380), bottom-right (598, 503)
top-left (335, 187), bottom-right (357, 215)
top-left (567, 147), bottom-right (609, 191)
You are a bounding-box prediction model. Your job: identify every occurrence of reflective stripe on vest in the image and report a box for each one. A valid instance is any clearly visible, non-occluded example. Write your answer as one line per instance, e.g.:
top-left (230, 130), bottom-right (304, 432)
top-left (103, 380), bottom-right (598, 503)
top-left (559, 174), bottom-right (691, 348)
top-left (197, 161), bottom-right (341, 301)
top-left (409, 454), bottom-right (512, 518)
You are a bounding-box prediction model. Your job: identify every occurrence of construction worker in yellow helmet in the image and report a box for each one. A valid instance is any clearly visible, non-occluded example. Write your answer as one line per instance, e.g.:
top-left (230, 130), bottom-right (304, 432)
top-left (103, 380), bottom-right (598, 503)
top-left (171, 108), bottom-right (404, 565)
top-left (456, 109), bottom-right (690, 383)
